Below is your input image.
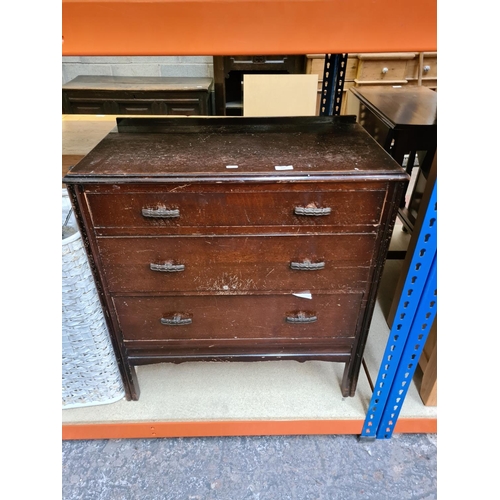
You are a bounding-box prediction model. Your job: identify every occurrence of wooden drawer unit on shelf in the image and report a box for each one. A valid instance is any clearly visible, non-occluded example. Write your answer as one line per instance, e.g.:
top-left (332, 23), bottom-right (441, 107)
top-left (62, 76), bottom-right (214, 115)
top-left (405, 52), bottom-right (438, 89)
top-left (63, 115), bottom-right (408, 401)
top-left (306, 53), bottom-right (437, 117)
top-left (354, 53), bottom-right (417, 85)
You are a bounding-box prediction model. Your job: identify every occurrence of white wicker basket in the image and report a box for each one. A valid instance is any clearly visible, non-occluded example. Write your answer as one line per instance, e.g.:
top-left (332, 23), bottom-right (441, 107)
top-left (62, 189), bottom-right (125, 408)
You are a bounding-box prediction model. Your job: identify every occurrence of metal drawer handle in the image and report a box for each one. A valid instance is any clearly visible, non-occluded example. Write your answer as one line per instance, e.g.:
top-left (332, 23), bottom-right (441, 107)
top-left (142, 207), bottom-right (180, 218)
top-left (286, 311), bottom-right (318, 324)
top-left (150, 262), bottom-right (185, 273)
top-left (160, 313), bottom-right (192, 326)
top-left (290, 260), bottom-right (325, 271)
top-left (294, 206), bottom-right (331, 216)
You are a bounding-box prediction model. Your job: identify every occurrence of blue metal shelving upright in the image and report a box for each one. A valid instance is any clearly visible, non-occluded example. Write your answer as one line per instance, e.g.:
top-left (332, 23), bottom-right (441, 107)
top-left (361, 181), bottom-right (437, 439)
top-left (320, 56), bottom-right (437, 438)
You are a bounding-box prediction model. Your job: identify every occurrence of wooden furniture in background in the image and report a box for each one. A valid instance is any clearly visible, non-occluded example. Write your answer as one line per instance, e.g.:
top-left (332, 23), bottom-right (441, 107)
top-left (305, 52), bottom-right (437, 116)
top-left (62, 115), bottom-right (118, 187)
top-left (63, 115), bottom-right (408, 401)
top-left (62, 76), bottom-right (214, 115)
top-left (62, 155), bottom-right (85, 187)
top-left (349, 85), bottom-right (437, 233)
top-left (213, 56), bottom-right (306, 115)
top-left (354, 52), bottom-right (417, 86)
top-left (418, 317), bottom-right (437, 406)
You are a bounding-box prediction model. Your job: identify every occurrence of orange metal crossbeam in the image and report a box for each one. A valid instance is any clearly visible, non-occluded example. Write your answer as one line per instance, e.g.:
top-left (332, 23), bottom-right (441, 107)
top-left (62, 418), bottom-right (437, 440)
top-left (62, 0), bottom-right (437, 56)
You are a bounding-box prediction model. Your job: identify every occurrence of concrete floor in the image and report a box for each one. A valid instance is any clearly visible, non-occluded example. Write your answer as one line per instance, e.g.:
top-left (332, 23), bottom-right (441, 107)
top-left (62, 433), bottom-right (437, 500)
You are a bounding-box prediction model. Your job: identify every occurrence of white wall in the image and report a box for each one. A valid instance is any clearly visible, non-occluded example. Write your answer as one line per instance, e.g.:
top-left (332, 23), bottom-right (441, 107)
top-left (62, 56), bottom-right (214, 84)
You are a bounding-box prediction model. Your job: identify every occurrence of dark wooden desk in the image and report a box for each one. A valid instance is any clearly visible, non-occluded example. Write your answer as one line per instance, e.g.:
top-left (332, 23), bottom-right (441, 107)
top-left (62, 76), bottom-right (214, 116)
top-left (350, 86), bottom-right (437, 232)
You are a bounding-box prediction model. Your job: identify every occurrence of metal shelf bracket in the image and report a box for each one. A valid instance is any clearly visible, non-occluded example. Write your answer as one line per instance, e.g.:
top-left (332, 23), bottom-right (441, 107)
top-left (320, 54), bottom-right (348, 116)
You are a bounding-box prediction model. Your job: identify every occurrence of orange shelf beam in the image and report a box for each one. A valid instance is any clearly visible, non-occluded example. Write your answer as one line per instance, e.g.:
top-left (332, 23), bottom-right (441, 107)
top-left (62, 0), bottom-right (437, 56)
top-left (62, 418), bottom-right (437, 440)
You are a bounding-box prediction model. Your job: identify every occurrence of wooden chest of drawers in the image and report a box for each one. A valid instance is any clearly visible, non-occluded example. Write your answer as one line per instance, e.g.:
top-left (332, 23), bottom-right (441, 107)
top-left (63, 116), bottom-right (408, 401)
top-left (62, 76), bottom-right (213, 115)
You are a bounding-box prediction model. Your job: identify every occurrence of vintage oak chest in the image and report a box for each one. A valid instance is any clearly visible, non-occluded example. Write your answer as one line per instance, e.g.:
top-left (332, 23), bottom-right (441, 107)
top-left (63, 116), bottom-right (408, 401)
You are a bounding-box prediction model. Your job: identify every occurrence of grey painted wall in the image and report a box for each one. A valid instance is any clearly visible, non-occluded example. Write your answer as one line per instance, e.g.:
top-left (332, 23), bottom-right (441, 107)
top-left (62, 56), bottom-right (214, 84)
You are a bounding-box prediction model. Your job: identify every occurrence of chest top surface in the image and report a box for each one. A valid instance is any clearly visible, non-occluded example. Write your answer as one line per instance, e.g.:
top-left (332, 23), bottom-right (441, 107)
top-left (64, 116), bottom-right (408, 183)
top-left (62, 75), bottom-right (214, 92)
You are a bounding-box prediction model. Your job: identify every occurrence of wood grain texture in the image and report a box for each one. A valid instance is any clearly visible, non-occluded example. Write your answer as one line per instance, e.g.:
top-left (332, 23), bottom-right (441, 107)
top-left (64, 116), bottom-right (408, 401)
top-left (419, 318), bottom-right (437, 406)
top-left (350, 86), bottom-right (437, 128)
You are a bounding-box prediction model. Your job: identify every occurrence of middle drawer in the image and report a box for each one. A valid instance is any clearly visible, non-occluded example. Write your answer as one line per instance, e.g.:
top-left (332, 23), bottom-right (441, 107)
top-left (97, 233), bottom-right (376, 293)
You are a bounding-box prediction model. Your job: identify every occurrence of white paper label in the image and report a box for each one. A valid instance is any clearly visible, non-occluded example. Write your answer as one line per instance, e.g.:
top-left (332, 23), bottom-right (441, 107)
top-left (292, 291), bottom-right (313, 300)
top-left (275, 165), bottom-right (294, 171)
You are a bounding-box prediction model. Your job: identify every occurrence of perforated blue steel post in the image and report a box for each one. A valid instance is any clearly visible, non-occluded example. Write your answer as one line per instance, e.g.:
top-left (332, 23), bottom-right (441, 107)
top-left (361, 182), bottom-right (437, 440)
top-left (376, 255), bottom-right (437, 439)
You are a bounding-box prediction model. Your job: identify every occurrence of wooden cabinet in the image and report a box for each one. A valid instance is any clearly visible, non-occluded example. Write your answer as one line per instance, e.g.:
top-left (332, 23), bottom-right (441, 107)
top-left (306, 52), bottom-right (437, 116)
top-left (349, 85), bottom-right (437, 233)
top-left (62, 76), bottom-right (214, 115)
top-left (213, 56), bottom-right (306, 115)
top-left (63, 115), bottom-right (408, 401)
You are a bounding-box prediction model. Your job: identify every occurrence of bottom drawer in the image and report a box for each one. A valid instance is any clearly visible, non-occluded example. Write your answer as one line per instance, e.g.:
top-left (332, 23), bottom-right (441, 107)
top-left (114, 293), bottom-right (364, 342)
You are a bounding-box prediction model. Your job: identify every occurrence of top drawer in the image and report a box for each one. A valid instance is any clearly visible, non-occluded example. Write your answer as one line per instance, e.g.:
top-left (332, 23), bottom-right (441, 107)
top-left (84, 184), bottom-right (388, 235)
top-left (354, 53), bottom-right (416, 85)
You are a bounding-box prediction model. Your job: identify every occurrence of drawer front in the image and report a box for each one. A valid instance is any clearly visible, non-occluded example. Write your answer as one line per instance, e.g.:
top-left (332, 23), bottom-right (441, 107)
top-left (421, 56), bottom-right (437, 79)
top-left (114, 293), bottom-right (364, 341)
top-left (356, 59), bottom-right (408, 83)
top-left (404, 55), bottom-right (437, 85)
top-left (97, 234), bottom-right (375, 293)
top-left (86, 188), bottom-right (387, 235)
top-left (65, 98), bottom-right (108, 114)
top-left (165, 101), bottom-right (201, 115)
top-left (115, 100), bottom-right (160, 115)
